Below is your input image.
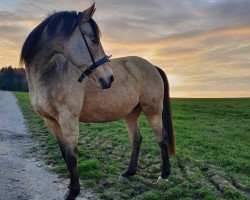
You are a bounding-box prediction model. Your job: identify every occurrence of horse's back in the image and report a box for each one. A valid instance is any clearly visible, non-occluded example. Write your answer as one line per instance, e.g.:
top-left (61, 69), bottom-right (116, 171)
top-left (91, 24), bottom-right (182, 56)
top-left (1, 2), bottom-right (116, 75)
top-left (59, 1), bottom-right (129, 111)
top-left (119, 56), bottom-right (165, 112)
top-left (113, 56), bottom-right (164, 103)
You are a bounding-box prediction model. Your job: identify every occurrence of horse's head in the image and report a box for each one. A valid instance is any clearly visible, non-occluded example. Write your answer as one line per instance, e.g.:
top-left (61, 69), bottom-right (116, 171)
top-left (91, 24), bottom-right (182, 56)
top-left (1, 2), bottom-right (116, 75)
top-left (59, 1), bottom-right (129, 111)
top-left (64, 3), bottom-right (114, 89)
top-left (20, 4), bottom-right (113, 89)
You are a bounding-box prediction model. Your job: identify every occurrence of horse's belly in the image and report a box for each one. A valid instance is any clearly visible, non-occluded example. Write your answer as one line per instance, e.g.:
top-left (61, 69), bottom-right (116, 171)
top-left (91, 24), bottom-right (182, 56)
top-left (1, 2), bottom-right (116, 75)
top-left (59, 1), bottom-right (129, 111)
top-left (80, 87), bottom-right (139, 123)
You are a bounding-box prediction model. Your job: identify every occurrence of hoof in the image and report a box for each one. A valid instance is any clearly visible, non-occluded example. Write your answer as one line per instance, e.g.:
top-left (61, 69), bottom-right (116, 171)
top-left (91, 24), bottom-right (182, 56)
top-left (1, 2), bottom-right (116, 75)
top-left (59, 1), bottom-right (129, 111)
top-left (63, 188), bottom-right (80, 200)
top-left (121, 170), bottom-right (136, 178)
top-left (157, 176), bottom-right (169, 183)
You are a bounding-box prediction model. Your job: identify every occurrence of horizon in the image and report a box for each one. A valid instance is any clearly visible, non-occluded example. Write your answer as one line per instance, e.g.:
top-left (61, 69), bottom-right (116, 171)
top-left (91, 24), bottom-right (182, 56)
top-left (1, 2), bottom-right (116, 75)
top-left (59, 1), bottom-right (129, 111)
top-left (0, 0), bottom-right (249, 98)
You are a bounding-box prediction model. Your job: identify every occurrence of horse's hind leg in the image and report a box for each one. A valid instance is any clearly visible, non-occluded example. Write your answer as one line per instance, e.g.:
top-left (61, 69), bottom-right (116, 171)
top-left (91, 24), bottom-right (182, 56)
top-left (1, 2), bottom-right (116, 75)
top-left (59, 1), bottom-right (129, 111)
top-left (122, 106), bottom-right (142, 178)
top-left (142, 105), bottom-right (171, 180)
top-left (44, 117), bottom-right (80, 200)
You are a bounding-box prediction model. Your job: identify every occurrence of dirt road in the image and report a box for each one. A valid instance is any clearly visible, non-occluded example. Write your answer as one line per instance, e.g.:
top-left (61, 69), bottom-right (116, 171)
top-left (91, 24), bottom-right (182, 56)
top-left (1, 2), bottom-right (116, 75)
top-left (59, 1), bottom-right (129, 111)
top-left (0, 91), bottom-right (97, 200)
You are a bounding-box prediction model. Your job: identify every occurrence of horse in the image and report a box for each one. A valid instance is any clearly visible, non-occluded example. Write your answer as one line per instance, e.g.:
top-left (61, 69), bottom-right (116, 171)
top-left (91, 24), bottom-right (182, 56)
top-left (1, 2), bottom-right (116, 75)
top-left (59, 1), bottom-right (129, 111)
top-left (20, 3), bottom-right (175, 200)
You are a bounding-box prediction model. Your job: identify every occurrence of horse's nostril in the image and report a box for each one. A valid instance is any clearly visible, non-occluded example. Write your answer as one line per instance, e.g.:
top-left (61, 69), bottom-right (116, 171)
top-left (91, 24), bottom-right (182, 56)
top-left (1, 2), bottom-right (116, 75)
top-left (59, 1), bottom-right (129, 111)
top-left (110, 75), bottom-right (114, 83)
top-left (99, 78), bottom-right (111, 89)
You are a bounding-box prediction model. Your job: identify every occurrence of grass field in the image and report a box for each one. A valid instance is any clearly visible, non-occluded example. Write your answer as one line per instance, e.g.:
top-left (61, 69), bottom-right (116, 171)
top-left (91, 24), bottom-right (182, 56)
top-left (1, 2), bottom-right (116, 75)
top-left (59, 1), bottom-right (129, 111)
top-left (14, 92), bottom-right (250, 200)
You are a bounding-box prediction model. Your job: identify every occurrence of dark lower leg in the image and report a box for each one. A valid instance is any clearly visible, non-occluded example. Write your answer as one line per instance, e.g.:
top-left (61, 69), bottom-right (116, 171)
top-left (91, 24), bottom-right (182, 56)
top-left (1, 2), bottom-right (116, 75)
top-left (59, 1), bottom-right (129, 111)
top-left (123, 107), bottom-right (142, 178)
top-left (122, 133), bottom-right (142, 178)
top-left (159, 139), bottom-right (171, 179)
top-left (64, 146), bottom-right (80, 200)
top-left (57, 139), bottom-right (66, 161)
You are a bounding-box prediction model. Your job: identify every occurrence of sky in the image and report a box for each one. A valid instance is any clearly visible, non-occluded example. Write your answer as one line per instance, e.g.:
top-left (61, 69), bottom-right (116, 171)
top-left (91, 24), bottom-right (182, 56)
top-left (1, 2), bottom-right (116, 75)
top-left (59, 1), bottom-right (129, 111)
top-left (0, 0), bottom-right (249, 97)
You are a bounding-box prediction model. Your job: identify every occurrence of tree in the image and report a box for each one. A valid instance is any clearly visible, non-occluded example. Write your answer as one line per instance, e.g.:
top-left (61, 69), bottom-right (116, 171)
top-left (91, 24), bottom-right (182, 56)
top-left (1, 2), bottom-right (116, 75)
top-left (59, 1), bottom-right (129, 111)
top-left (0, 66), bottom-right (28, 92)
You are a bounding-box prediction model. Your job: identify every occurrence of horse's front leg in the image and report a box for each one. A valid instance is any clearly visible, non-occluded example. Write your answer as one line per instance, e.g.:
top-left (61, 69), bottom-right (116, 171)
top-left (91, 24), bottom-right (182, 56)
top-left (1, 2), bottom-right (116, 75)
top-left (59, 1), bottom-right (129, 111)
top-left (45, 116), bottom-right (80, 200)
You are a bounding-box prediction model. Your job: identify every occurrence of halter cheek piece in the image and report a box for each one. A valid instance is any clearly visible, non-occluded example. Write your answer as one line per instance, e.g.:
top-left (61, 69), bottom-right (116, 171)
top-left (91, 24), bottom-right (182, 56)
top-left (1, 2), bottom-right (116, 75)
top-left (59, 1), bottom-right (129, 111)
top-left (76, 14), bottom-right (111, 83)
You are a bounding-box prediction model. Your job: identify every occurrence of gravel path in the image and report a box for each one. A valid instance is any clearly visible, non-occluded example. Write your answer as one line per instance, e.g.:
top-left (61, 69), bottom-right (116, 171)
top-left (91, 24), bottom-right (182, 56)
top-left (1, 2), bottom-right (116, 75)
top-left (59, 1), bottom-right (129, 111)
top-left (0, 91), bottom-right (97, 200)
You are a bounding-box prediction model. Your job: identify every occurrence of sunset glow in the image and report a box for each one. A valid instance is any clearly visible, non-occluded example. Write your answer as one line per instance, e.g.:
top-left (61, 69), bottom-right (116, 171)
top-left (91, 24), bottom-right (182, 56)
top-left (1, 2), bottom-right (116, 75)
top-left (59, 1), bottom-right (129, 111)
top-left (0, 0), bottom-right (249, 97)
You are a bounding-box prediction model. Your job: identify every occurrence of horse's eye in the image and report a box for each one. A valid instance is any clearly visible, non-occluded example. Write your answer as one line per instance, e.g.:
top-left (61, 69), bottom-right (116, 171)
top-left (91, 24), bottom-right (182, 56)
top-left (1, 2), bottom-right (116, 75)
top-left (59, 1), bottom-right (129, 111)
top-left (91, 38), bottom-right (99, 44)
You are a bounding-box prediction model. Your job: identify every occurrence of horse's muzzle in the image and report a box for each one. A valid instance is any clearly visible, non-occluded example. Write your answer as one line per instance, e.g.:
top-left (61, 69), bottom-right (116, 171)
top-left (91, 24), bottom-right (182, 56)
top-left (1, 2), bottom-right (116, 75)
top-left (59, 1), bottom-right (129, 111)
top-left (99, 75), bottom-right (114, 89)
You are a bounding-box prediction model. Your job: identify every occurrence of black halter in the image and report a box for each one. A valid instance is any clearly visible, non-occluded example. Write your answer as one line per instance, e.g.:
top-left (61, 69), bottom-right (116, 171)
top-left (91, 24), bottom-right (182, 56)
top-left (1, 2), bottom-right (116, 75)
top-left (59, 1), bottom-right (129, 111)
top-left (76, 15), bottom-right (111, 83)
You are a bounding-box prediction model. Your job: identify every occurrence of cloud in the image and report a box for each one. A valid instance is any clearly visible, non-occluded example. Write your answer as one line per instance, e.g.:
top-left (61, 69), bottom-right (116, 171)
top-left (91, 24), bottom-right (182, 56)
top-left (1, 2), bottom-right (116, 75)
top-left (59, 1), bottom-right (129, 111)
top-left (0, 0), bottom-right (250, 97)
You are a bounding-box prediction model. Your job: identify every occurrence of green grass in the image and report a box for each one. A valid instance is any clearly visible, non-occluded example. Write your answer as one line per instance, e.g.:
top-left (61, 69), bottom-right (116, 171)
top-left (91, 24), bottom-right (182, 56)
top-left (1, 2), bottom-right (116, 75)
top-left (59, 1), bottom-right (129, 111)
top-left (14, 92), bottom-right (250, 199)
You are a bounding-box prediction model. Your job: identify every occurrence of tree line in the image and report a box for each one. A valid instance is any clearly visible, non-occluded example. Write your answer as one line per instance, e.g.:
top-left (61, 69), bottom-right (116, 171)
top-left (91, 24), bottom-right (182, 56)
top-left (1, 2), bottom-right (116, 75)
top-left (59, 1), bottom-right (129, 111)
top-left (0, 66), bottom-right (28, 92)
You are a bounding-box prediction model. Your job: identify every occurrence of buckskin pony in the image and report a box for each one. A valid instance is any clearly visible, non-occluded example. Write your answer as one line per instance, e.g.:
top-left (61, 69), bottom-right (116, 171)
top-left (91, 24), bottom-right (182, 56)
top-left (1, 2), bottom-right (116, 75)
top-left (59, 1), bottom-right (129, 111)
top-left (20, 3), bottom-right (175, 200)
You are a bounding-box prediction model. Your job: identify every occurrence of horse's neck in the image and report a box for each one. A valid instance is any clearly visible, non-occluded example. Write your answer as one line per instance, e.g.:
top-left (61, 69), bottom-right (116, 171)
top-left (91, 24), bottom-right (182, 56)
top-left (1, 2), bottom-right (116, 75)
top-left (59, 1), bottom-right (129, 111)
top-left (26, 51), bottom-right (48, 74)
top-left (30, 36), bottom-right (65, 67)
top-left (27, 51), bottom-right (79, 86)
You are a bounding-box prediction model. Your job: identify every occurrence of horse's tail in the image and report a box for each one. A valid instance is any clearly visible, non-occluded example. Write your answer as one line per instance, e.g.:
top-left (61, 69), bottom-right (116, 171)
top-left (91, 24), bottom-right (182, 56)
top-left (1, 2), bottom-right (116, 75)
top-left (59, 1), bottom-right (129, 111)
top-left (156, 66), bottom-right (176, 155)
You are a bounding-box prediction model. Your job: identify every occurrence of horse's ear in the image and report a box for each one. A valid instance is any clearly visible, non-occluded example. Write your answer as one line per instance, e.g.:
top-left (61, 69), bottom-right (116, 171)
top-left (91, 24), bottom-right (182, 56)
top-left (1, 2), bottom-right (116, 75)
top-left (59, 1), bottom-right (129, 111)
top-left (79, 3), bottom-right (96, 23)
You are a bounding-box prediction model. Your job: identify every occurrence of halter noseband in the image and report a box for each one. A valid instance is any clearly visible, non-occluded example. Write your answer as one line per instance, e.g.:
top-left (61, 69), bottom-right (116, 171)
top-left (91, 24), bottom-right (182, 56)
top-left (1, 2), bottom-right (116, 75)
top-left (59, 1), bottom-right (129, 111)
top-left (76, 14), bottom-right (111, 83)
